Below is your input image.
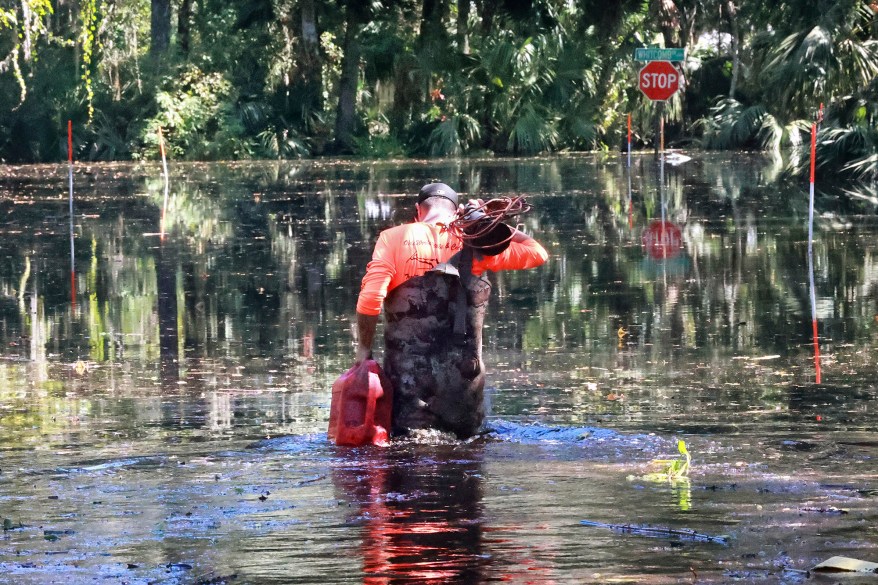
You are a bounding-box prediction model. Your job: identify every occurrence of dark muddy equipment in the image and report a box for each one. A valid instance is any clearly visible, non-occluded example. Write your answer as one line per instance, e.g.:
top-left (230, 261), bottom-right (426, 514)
top-left (383, 269), bottom-right (491, 440)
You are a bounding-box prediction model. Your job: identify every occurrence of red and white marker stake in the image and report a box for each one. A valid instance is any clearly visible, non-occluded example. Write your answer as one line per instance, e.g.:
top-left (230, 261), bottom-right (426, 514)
top-left (808, 122), bottom-right (821, 384)
top-left (808, 124), bottom-right (817, 240)
top-left (627, 113), bottom-right (632, 168)
top-left (68, 120), bottom-right (76, 308)
top-left (627, 113), bottom-right (633, 229)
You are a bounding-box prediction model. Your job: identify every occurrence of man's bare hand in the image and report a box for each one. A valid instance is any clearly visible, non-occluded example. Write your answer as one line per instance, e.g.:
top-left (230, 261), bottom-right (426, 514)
top-left (458, 198), bottom-right (485, 216)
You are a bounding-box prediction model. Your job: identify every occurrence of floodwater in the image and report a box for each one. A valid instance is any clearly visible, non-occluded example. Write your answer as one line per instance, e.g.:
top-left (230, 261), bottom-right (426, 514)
top-left (0, 154), bottom-right (876, 584)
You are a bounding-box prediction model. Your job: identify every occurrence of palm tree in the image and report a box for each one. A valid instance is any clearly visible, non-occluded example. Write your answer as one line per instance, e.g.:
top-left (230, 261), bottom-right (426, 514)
top-left (445, 5), bottom-right (602, 155)
top-left (699, 0), bottom-right (878, 177)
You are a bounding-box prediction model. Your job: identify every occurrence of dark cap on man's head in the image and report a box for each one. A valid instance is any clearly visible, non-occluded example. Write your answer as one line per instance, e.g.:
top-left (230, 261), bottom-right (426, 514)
top-left (417, 182), bottom-right (458, 206)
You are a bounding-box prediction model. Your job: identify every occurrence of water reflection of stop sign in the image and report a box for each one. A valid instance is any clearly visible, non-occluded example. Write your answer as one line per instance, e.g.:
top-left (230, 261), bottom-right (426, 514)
top-left (642, 220), bottom-right (683, 259)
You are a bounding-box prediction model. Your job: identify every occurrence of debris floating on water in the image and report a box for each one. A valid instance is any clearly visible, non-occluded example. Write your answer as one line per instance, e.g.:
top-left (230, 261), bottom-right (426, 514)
top-left (799, 506), bottom-right (848, 515)
top-left (812, 556), bottom-right (878, 573)
top-left (580, 519), bottom-right (729, 545)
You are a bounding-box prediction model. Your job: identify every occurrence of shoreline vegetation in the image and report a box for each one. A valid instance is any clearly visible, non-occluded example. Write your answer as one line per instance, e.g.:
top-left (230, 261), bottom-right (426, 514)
top-left (1, 1), bottom-right (877, 183)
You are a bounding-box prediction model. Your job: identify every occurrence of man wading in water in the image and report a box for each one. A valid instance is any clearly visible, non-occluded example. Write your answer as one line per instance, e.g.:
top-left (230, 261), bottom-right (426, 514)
top-left (355, 182), bottom-right (548, 439)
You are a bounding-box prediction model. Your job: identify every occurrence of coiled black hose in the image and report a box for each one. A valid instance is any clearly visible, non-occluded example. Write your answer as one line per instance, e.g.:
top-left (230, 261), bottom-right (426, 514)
top-left (446, 196), bottom-right (532, 252)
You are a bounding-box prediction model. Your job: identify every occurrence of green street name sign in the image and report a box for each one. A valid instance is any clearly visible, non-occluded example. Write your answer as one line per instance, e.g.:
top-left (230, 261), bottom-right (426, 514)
top-left (634, 47), bottom-right (685, 62)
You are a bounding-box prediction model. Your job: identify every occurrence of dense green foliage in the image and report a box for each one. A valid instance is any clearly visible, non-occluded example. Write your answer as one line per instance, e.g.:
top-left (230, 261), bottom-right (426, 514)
top-left (1, 0), bottom-right (877, 178)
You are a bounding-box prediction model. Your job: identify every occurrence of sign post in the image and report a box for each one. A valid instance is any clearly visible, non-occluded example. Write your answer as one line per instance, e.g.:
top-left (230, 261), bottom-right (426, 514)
top-left (633, 48), bottom-right (686, 276)
top-left (68, 120), bottom-right (76, 308)
top-left (808, 123), bottom-right (821, 383)
top-left (638, 60), bottom-right (681, 158)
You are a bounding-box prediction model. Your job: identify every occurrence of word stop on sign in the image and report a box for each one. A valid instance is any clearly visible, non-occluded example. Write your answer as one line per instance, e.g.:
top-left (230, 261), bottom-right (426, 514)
top-left (640, 72), bottom-right (678, 88)
top-left (638, 61), bottom-right (682, 101)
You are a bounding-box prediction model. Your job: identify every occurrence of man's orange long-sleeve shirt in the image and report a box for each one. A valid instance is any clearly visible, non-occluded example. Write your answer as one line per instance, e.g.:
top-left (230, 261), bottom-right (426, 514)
top-left (356, 221), bottom-right (548, 316)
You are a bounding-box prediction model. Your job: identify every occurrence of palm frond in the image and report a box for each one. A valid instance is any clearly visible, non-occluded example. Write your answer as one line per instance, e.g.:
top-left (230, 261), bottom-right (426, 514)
top-left (427, 114), bottom-right (480, 156)
top-left (699, 98), bottom-right (769, 150)
top-left (258, 127), bottom-right (309, 158)
top-left (821, 124), bottom-right (878, 179)
top-left (842, 153), bottom-right (878, 179)
top-left (508, 104), bottom-right (558, 154)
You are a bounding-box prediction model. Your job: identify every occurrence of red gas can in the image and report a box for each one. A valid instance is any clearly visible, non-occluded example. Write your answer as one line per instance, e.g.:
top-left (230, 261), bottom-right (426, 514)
top-left (328, 360), bottom-right (393, 447)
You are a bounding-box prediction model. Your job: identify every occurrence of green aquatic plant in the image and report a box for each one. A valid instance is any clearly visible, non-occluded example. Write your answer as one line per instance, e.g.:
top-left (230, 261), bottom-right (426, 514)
top-left (649, 439), bottom-right (691, 481)
top-left (628, 439), bottom-right (692, 484)
top-left (629, 440), bottom-right (693, 511)
top-left (627, 440), bottom-right (692, 483)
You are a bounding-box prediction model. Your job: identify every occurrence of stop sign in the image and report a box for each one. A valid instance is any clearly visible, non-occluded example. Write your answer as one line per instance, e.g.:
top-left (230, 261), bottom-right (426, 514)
top-left (639, 61), bottom-right (681, 101)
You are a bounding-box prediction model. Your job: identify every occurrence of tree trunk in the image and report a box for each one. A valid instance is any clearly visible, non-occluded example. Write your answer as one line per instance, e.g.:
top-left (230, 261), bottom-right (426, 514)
top-left (151, 0), bottom-right (172, 57)
top-left (333, 4), bottom-right (364, 154)
top-left (178, 0), bottom-right (192, 56)
top-left (681, 2), bottom-right (698, 48)
top-left (457, 0), bottom-right (470, 54)
top-left (21, 0), bottom-right (34, 61)
top-left (419, 0), bottom-right (449, 55)
top-left (299, 0), bottom-right (323, 114)
top-left (652, 0), bottom-right (680, 48)
top-left (411, 0), bottom-right (449, 121)
top-left (726, 1), bottom-right (740, 99)
top-left (390, 55), bottom-right (419, 139)
top-left (478, 0), bottom-right (495, 36)
top-left (582, 2), bottom-right (635, 149)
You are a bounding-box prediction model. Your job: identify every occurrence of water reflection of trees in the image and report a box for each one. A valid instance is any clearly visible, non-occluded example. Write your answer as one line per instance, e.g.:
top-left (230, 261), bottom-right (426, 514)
top-left (1, 156), bottom-right (878, 438)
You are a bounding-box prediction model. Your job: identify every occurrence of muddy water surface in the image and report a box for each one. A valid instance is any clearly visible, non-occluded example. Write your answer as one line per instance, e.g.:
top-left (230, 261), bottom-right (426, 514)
top-left (1, 154), bottom-right (877, 584)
